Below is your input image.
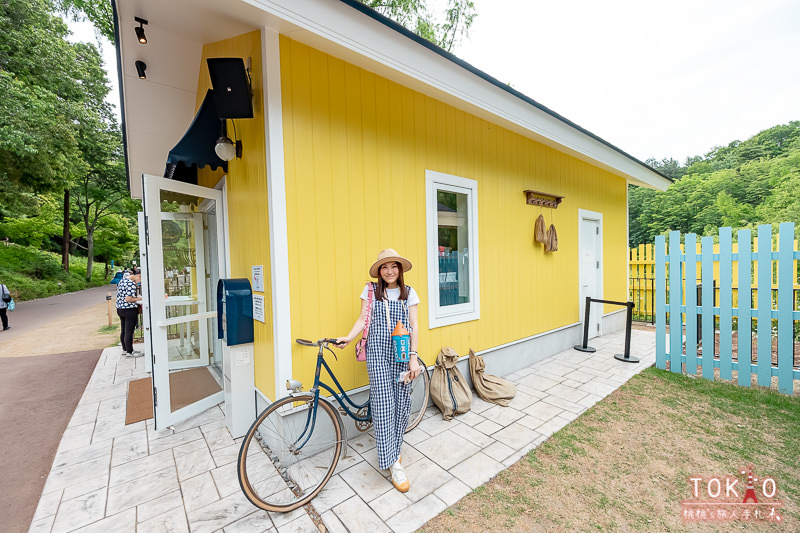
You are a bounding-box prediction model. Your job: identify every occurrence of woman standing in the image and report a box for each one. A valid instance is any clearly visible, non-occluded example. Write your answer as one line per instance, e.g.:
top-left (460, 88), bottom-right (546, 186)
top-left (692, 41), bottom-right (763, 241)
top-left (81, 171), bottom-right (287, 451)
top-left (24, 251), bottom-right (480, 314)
top-left (0, 282), bottom-right (11, 331)
top-left (115, 267), bottom-right (143, 357)
top-left (336, 249), bottom-right (422, 492)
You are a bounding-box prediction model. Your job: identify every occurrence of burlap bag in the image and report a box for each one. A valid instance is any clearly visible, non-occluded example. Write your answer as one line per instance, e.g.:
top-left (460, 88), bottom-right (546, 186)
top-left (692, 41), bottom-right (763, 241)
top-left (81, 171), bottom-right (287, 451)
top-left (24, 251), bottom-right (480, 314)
top-left (545, 223), bottom-right (558, 252)
top-left (468, 349), bottom-right (516, 407)
top-left (430, 347), bottom-right (471, 420)
top-left (534, 214), bottom-right (547, 244)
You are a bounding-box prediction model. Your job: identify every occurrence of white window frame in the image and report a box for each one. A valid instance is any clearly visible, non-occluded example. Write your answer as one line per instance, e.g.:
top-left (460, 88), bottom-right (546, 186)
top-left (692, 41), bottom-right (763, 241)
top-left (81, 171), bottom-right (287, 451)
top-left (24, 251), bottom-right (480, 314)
top-left (425, 170), bottom-right (480, 329)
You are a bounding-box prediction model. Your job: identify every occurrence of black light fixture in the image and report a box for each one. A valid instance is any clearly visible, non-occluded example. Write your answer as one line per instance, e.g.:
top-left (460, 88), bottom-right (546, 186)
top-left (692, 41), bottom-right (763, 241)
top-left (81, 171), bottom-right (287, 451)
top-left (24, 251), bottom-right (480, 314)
top-left (134, 17), bottom-right (148, 44)
top-left (214, 119), bottom-right (242, 161)
top-left (135, 60), bottom-right (147, 79)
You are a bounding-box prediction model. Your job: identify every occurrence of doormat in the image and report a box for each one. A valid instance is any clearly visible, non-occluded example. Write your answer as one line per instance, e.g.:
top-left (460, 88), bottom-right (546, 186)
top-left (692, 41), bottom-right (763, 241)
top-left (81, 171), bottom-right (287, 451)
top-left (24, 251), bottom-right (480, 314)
top-left (125, 367), bottom-right (222, 425)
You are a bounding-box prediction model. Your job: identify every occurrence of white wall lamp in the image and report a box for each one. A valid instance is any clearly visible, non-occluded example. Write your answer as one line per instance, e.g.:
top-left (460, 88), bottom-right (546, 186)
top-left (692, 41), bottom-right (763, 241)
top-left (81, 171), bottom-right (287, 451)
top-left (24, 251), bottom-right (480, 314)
top-left (215, 119), bottom-right (242, 161)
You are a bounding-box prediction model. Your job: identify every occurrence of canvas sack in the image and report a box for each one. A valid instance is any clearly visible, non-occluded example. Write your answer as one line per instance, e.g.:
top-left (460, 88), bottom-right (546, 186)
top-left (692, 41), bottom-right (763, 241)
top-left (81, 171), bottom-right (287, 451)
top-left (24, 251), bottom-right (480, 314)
top-left (468, 349), bottom-right (516, 407)
top-left (534, 214), bottom-right (547, 244)
top-left (545, 224), bottom-right (558, 252)
top-left (430, 347), bottom-right (471, 420)
top-left (354, 283), bottom-right (374, 362)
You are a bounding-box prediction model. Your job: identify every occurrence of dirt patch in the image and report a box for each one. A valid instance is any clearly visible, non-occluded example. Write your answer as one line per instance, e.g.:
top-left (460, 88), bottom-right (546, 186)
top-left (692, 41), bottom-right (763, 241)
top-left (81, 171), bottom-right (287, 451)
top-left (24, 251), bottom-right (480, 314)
top-left (421, 369), bottom-right (799, 532)
top-left (0, 302), bottom-right (119, 358)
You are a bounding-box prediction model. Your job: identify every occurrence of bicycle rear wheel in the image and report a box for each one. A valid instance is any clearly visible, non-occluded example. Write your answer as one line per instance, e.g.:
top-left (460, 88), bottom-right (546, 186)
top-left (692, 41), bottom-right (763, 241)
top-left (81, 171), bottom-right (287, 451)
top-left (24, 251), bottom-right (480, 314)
top-left (406, 356), bottom-right (430, 432)
top-left (238, 394), bottom-right (342, 512)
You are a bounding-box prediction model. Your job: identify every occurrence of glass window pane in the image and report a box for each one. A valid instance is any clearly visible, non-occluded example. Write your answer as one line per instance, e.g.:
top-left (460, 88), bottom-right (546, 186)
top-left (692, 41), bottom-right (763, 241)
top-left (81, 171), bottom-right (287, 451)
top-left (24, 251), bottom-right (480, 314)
top-left (437, 190), bottom-right (470, 307)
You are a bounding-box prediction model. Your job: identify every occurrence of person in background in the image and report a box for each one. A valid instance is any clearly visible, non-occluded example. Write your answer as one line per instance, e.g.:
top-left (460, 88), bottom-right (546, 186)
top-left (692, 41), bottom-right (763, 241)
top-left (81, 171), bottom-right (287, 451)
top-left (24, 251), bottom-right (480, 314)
top-left (0, 282), bottom-right (11, 331)
top-left (116, 267), bottom-right (143, 357)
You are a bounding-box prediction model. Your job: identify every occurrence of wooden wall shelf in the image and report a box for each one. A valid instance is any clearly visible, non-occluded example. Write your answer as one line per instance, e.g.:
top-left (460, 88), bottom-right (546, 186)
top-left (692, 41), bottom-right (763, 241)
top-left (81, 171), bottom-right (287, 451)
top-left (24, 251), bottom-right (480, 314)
top-left (523, 190), bottom-right (564, 209)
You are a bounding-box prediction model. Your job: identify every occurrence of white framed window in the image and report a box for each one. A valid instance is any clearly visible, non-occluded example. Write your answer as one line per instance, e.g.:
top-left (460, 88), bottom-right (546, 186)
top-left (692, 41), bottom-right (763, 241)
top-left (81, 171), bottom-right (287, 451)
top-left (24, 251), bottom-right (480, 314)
top-left (425, 170), bottom-right (480, 328)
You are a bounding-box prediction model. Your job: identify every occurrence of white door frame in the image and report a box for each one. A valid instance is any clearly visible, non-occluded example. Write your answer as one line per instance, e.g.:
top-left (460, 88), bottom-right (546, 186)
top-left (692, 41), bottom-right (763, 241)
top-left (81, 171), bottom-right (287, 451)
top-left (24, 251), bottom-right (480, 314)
top-left (142, 173), bottom-right (228, 429)
top-left (578, 209), bottom-right (603, 339)
top-left (138, 212), bottom-right (153, 374)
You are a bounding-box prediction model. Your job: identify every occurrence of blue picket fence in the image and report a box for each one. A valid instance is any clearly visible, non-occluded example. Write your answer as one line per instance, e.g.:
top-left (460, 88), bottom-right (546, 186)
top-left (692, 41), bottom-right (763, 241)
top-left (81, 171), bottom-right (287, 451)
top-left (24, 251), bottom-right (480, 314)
top-left (655, 224), bottom-right (800, 394)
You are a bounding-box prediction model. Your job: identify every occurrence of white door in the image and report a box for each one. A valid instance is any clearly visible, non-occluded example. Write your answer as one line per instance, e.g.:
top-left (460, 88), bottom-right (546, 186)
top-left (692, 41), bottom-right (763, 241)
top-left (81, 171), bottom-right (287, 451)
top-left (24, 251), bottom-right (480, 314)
top-left (142, 174), bottom-right (226, 429)
top-left (579, 211), bottom-right (603, 340)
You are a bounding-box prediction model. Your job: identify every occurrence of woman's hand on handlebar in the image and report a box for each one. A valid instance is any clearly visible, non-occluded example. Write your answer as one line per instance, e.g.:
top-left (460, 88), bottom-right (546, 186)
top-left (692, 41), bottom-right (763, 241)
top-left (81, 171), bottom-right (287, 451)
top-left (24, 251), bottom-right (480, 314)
top-left (333, 336), bottom-right (350, 348)
top-left (407, 354), bottom-right (422, 380)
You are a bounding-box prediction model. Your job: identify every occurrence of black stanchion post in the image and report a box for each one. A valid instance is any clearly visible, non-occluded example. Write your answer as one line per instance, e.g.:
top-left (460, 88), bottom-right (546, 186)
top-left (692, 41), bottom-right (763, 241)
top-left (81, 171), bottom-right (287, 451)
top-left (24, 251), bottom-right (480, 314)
top-left (614, 302), bottom-right (640, 363)
top-left (574, 296), bottom-right (597, 353)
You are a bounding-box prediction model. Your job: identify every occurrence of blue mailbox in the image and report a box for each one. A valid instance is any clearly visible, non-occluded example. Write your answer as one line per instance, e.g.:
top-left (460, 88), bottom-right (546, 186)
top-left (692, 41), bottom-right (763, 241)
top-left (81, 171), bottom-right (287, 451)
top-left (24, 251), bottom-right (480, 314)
top-left (217, 278), bottom-right (254, 346)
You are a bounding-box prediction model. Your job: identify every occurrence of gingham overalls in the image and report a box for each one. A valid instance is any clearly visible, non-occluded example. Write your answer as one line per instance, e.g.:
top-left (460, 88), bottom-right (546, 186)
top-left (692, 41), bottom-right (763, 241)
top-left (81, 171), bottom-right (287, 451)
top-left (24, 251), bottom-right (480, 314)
top-left (366, 285), bottom-right (412, 469)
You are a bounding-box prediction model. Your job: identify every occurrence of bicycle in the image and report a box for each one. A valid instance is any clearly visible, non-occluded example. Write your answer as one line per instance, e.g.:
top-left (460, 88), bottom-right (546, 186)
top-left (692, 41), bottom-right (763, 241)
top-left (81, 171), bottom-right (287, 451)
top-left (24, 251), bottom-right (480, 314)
top-left (237, 337), bottom-right (431, 512)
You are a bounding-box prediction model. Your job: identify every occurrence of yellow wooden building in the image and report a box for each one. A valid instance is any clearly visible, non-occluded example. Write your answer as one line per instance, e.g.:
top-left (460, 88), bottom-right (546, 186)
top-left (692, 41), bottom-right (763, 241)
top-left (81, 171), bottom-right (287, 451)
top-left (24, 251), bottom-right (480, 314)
top-left (114, 0), bottom-right (671, 432)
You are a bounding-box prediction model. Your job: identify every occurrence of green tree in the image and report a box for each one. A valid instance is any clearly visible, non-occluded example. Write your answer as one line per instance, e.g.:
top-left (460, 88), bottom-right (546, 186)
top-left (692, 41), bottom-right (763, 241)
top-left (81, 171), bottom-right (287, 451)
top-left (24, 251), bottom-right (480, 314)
top-left (0, 0), bottom-right (89, 193)
top-left (93, 213), bottom-right (138, 278)
top-left (630, 122), bottom-right (800, 246)
top-left (1, 0), bottom-right (124, 280)
top-left (72, 127), bottom-right (129, 281)
top-left (57, 0), bottom-right (114, 43)
top-left (359, 0), bottom-right (476, 52)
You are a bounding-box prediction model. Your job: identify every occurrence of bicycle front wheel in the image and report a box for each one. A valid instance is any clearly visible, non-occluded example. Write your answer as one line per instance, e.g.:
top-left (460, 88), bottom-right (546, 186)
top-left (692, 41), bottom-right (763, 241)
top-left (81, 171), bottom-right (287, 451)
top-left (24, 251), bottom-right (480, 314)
top-left (238, 394), bottom-right (342, 512)
top-left (406, 356), bottom-right (430, 432)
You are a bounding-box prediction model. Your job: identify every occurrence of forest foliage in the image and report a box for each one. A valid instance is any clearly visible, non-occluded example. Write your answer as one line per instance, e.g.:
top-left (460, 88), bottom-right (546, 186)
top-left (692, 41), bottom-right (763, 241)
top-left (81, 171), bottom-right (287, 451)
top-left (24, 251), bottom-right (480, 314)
top-left (630, 122), bottom-right (800, 246)
top-left (0, 0), bottom-right (137, 292)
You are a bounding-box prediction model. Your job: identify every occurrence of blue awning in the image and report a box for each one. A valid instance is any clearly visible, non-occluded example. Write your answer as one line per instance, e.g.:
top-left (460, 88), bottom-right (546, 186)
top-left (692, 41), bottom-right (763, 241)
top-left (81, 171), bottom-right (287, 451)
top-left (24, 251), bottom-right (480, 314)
top-left (166, 89), bottom-right (228, 174)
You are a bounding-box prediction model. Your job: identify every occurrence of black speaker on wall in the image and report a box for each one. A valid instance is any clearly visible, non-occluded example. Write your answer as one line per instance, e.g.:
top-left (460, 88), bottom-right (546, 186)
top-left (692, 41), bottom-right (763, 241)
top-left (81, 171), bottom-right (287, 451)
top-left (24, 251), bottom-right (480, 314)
top-left (207, 57), bottom-right (253, 119)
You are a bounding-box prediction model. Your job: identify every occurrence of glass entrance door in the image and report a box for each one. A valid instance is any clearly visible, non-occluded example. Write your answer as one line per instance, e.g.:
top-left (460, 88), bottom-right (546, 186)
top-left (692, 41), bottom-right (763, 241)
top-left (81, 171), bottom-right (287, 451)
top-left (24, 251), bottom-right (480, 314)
top-left (142, 174), bottom-right (226, 429)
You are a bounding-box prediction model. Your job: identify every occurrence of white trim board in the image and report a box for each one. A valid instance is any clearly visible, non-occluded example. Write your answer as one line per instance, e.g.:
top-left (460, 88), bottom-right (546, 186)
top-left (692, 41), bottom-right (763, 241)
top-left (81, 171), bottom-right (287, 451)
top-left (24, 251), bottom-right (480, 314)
top-left (262, 27), bottom-right (293, 402)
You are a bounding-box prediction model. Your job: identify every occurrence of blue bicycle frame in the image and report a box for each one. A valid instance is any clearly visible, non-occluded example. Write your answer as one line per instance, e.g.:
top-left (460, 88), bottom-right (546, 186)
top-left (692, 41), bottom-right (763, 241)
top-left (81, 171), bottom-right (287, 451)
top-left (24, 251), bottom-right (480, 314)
top-left (291, 339), bottom-right (370, 453)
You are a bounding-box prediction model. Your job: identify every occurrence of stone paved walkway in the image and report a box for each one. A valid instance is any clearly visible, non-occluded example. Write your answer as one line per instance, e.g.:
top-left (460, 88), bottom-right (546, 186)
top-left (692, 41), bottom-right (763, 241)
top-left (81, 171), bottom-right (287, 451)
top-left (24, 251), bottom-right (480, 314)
top-left (28, 329), bottom-right (655, 533)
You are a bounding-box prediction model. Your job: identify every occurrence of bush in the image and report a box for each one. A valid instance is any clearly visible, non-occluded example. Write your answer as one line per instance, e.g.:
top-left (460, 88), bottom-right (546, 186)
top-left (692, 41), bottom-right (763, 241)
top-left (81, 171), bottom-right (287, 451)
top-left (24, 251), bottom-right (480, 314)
top-left (0, 244), bottom-right (109, 301)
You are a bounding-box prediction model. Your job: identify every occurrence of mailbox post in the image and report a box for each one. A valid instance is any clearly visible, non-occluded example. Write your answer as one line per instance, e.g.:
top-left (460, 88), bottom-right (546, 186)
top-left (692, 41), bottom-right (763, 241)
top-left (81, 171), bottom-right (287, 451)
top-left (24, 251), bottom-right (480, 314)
top-left (217, 278), bottom-right (255, 437)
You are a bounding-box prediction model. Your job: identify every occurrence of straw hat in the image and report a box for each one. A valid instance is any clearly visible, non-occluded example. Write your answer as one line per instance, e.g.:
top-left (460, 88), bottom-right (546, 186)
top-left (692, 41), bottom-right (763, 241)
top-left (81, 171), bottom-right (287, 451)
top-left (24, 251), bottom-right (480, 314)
top-left (369, 249), bottom-right (413, 278)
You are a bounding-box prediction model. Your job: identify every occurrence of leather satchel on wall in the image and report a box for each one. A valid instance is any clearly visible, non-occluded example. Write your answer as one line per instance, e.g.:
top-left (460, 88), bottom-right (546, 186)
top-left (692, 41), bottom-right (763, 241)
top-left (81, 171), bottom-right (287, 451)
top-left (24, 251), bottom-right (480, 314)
top-left (430, 347), bottom-right (471, 421)
top-left (468, 349), bottom-right (516, 407)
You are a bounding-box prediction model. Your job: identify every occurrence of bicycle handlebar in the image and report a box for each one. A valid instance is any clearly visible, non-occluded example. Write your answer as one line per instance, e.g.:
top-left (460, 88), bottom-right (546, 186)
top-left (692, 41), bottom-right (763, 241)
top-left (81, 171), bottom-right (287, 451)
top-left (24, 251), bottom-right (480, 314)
top-left (296, 338), bottom-right (343, 347)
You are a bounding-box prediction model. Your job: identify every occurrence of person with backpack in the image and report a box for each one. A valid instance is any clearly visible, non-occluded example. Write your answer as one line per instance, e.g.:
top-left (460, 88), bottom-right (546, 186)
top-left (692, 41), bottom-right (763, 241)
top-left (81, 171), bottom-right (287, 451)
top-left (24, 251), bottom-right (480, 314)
top-left (0, 282), bottom-right (12, 331)
top-left (115, 268), bottom-right (143, 357)
top-left (335, 249), bottom-right (422, 493)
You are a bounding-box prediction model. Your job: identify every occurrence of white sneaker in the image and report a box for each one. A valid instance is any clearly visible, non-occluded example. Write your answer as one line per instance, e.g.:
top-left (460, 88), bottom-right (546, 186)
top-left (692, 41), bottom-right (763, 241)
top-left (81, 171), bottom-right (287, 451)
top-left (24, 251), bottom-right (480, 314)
top-left (389, 461), bottom-right (409, 492)
top-left (131, 350), bottom-right (145, 357)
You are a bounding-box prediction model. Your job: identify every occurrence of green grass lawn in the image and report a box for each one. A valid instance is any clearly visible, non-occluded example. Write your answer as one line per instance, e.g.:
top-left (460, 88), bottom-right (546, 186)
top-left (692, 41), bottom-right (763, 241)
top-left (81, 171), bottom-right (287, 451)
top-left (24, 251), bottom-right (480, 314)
top-left (0, 244), bottom-right (111, 301)
top-left (422, 367), bottom-right (800, 532)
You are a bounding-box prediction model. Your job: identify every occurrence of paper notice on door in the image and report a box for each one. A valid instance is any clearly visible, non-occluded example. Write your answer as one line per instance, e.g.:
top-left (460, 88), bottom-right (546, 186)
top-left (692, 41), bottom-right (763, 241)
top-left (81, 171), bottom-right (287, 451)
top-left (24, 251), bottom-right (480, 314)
top-left (251, 265), bottom-right (264, 292)
top-left (252, 294), bottom-right (265, 323)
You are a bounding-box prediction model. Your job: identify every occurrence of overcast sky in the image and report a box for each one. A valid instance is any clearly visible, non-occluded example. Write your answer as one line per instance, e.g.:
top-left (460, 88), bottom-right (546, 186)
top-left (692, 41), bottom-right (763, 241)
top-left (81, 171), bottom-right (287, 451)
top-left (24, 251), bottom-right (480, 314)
top-left (455, 0), bottom-right (800, 163)
top-left (69, 0), bottom-right (800, 164)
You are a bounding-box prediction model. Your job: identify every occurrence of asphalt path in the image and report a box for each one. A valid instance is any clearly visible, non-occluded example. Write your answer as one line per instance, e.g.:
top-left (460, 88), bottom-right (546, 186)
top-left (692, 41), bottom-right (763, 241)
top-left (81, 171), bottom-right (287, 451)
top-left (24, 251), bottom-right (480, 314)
top-left (1, 285), bottom-right (116, 340)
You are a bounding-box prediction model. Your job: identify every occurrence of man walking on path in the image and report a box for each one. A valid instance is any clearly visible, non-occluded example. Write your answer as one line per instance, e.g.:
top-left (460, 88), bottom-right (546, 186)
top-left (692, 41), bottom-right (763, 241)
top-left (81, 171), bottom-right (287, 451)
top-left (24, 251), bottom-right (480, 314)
top-left (115, 268), bottom-right (143, 357)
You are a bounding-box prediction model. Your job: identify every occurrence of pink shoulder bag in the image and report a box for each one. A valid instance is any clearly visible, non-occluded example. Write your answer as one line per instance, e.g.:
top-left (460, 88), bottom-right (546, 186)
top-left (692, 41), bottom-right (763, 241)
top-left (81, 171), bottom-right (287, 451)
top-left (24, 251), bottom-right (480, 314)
top-left (354, 283), bottom-right (374, 361)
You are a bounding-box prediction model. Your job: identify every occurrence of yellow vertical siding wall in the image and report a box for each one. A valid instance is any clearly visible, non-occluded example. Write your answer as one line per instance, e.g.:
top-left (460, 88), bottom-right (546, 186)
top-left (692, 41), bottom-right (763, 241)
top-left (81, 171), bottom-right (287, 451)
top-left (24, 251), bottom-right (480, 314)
top-left (195, 31), bottom-right (276, 400)
top-left (281, 37), bottom-right (628, 391)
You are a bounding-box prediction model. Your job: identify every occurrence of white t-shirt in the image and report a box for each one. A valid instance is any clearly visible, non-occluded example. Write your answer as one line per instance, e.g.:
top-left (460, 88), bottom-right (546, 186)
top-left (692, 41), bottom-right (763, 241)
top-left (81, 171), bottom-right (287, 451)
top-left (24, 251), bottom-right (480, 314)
top-left (360, 284), bottom-right (420, 307)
